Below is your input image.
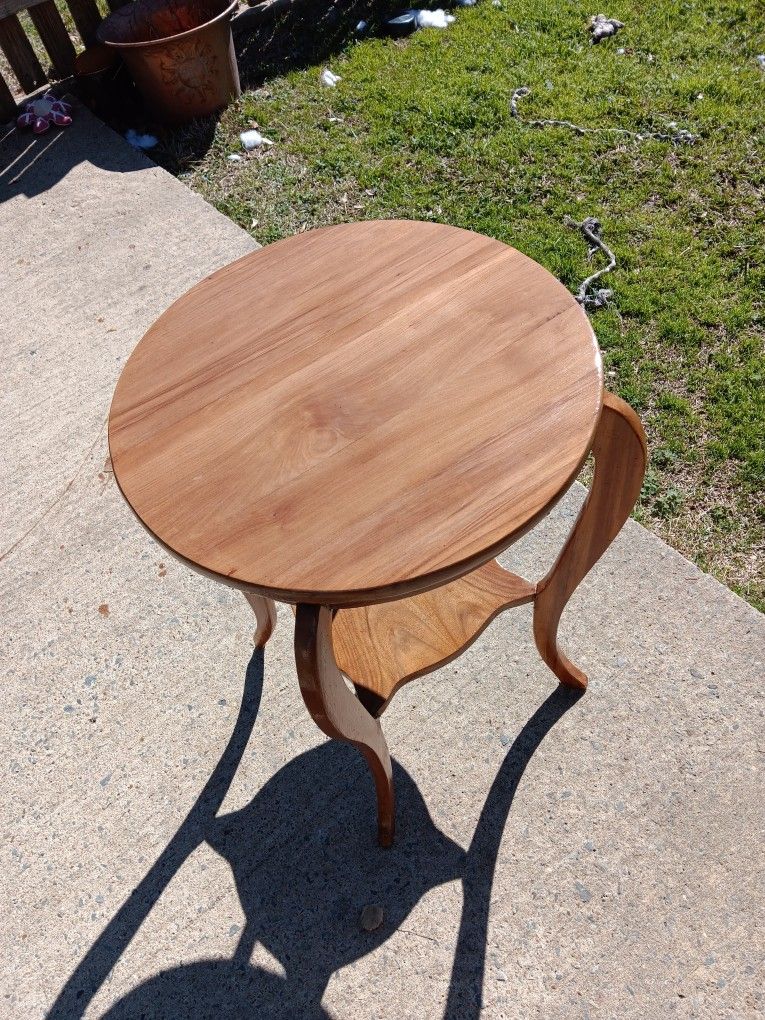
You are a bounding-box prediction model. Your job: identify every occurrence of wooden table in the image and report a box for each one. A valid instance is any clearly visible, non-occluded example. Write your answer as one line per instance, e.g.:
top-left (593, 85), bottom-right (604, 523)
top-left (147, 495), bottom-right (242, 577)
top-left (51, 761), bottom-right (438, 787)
top-left (109, 220), bottom-right (646, 846)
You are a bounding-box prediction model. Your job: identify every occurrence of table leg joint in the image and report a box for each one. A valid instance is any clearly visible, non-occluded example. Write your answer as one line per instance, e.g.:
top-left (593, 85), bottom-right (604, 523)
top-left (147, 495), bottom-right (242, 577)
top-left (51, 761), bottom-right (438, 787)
top-left (243, 591), bottom-right (277, 648)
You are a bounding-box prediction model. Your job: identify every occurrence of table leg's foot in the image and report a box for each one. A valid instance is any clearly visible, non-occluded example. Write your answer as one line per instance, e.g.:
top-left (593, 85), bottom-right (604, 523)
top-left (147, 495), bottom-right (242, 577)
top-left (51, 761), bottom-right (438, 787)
top-left (295, 603), bottom-right (395, 846)
top-left (243, 592), bottom-right (277, 648)
top-left (533, 392), bottom-right (647, 690)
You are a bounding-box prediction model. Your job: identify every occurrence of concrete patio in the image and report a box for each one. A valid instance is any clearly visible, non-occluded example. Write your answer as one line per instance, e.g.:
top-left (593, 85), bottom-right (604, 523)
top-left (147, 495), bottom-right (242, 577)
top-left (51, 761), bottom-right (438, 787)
top-left (1, 107), bottom-right (763, 1019)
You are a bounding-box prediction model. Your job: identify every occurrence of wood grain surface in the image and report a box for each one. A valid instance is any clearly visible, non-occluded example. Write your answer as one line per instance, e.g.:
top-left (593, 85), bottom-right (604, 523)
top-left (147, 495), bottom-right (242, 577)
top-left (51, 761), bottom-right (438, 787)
top-left (534, 391), bottom-right (647, 689)
top-left (109, 220), bottom-right (603, 605)
top-left (295, 603), bottom-right (395, 846)
top-left (29, 0), bottom-right (77, 79)
top-left (333, 559), bottom-right (535, 715)
top-left (243, 591), bottom-right (277, 648)
top-left (0, 13), bottom-right (46, 92)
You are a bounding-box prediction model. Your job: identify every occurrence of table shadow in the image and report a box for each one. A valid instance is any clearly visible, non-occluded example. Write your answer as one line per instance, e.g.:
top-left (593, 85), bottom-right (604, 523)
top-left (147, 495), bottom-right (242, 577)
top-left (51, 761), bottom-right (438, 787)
top-left (47, 648), bottom-right (582, 1019)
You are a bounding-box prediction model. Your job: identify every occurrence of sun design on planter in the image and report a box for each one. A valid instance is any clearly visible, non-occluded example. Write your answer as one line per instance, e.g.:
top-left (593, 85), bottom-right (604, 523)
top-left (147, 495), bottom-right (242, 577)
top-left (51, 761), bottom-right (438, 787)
top-left (159, 41), bottom-right (218, 104)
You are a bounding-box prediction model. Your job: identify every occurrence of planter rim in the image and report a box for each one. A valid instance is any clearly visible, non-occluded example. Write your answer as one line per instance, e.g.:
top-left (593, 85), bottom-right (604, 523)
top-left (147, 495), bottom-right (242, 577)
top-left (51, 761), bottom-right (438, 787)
top-left (97, 0), bottom-right (238, 50)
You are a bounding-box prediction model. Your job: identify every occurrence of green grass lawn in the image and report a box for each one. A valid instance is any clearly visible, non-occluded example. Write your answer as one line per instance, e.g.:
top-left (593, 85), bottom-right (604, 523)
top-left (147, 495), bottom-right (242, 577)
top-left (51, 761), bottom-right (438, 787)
top-left (168, 0), bottom-right (764, 608)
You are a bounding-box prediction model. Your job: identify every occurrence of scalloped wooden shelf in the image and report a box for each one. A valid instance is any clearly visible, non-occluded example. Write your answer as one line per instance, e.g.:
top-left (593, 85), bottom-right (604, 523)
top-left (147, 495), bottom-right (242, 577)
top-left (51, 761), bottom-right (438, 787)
top-left (332, 560), bottom-right (535, 716)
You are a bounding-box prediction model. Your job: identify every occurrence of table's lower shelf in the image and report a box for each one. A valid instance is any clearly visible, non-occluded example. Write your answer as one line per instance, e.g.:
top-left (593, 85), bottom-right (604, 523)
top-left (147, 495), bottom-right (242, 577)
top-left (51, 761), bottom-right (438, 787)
top-left (332, 561), bottom-right (535, 717)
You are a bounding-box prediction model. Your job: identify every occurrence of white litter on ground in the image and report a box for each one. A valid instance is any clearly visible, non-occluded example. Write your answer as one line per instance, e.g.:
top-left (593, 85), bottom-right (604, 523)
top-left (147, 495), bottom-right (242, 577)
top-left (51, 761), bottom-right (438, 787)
top-left (320, 68), bottom-right (342, 87)
top-left (124, 129), bottom-right (158, 150)
top-left (589, 13), bottom-right (624, 43)
top-left (510, 86), bottom-right (697, 144)
top-left (570, 216), bottom-right (616, 310)
top-left (240, 129), bottom-right (274, 150)
top-left (416, 9), bottom-right (455, 29)
top-left (227, 153), bottom-right (242, 161)
top-left (757, 54), bottom-right (765, 70)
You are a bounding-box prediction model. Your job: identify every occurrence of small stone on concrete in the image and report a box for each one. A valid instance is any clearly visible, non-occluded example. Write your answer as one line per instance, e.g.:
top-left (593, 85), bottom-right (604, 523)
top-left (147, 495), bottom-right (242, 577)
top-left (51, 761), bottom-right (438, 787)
top-left (360, 904), bottom-right (384, 931)
top-left (575, 881), bottom-right (592, 903)
top-left (690, 667), bottom-right (704, 679)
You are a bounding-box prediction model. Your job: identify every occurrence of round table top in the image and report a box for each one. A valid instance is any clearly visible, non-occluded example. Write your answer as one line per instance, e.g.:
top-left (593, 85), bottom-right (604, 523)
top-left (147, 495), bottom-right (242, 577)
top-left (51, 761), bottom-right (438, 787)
top-left (109, 220), bottom-right (603, 605)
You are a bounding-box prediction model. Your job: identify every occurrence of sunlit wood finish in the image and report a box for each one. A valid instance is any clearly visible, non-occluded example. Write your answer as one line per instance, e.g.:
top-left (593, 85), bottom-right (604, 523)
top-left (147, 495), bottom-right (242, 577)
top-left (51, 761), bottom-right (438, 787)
top-left (295, 603), bottom-right (395, 846)
top-left (534, 392), bottom-right (647, 689)
top-left (243, 592), bottom-right (277, 648)
top-left (109, 221), bottom-right (646, 847)
top-left (334, 561), bottom-right (535, 717)
top-left (109, 220), bottom-right (603, 607)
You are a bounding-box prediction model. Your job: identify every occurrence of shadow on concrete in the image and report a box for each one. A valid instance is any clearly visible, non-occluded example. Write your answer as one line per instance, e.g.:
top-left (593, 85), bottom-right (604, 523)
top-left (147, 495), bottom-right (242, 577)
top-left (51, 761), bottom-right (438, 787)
top-left (47, 648), bottom-right (582, 1019)
top-left (443, 684), bottom-right (583, 1018)
top-left (0, 101), bottom-right (152, 203)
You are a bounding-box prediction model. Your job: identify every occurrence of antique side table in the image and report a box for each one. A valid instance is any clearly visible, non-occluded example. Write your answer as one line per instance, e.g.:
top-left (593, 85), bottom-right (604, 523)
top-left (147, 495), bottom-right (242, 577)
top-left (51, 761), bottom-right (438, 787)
top-left (109, 220), bottom-right (646, 847)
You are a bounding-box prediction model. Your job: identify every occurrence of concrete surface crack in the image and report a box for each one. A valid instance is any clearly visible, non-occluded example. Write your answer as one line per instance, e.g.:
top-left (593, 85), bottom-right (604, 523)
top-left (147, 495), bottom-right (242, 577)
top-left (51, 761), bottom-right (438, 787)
top-left (0, 416), bottom-right (108, 563)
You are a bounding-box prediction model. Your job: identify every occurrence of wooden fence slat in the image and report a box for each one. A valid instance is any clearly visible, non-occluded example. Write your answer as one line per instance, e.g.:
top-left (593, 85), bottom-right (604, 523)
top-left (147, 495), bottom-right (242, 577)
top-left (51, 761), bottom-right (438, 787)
top-left (232, 0), bottom-right (294, 32)
top-left (62, 0), bottom-right (101, 45)
top-left (0, 13), bottom-right (46, 92)
top-left (29, 0), bottom-right (76, 78)
top-left (0, 67), bottom-right (16, 120)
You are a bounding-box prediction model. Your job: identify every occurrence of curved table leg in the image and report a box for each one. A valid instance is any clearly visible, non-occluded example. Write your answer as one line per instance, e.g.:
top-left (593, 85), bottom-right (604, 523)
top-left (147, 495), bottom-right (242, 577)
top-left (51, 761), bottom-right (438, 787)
top-left (533, 392), bottom-right (647, 690)
top-left (295, 603), bottom-right (395, 847)
top-left (243, 592), bottom-right (277, 648)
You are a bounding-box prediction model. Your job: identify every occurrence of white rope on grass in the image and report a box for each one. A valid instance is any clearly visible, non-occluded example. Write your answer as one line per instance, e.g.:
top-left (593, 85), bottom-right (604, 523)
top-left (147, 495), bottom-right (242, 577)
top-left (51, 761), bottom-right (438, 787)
top-left (569, 216), bottom-right (616, 310)
top-left (510, 86), bottom-right (697, 145)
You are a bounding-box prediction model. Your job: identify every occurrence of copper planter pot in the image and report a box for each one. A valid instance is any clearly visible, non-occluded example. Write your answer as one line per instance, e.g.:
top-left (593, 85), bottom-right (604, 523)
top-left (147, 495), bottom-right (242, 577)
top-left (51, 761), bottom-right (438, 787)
top-left (97, 0), bottom-right (241, 125)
